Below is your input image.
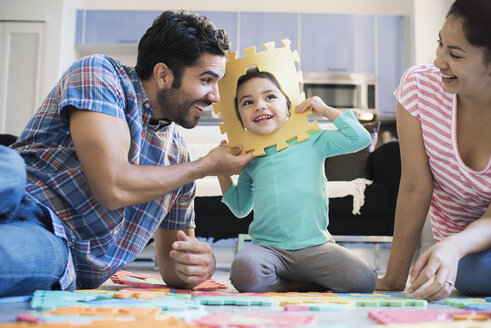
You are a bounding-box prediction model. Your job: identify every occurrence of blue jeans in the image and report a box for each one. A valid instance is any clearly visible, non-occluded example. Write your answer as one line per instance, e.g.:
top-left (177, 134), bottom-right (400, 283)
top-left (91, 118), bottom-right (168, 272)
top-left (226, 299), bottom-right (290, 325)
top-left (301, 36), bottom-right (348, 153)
top-left (455, 248), bottom-right (491, 296)
top-left (0, 146), bottom-right (69, 297)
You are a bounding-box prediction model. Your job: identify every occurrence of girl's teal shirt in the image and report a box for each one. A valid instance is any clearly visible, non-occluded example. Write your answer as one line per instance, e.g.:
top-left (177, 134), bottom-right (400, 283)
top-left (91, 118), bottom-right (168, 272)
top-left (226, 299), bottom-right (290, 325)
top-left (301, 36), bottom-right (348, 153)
top-left (222, 111), bottom-right (371, 250)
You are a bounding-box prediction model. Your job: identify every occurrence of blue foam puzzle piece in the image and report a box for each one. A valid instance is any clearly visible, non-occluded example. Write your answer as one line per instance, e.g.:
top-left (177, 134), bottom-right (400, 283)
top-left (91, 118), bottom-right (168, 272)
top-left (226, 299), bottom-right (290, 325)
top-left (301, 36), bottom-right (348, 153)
top-left (464, 303), bottom-right (491, 311)
top-left (194, 295), bottom-right (275, 306)
top-left (31, 290), bottom-right (115, 311)
top-left (88, 296), bottom-right (202, 311)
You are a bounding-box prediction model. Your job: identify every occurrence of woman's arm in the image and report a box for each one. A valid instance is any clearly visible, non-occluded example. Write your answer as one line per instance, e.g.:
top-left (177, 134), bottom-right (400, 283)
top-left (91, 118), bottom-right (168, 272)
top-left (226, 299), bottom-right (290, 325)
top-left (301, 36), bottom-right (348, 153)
top-left (408, 203), bottom-right (491, 300)
top-left (376, 102), bottom-right (434, 290)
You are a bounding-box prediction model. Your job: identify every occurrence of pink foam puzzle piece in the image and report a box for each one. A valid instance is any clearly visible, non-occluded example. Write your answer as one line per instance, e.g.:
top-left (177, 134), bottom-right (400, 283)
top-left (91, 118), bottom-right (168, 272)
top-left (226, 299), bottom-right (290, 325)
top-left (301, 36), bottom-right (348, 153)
top-left (368, 310), bottom-right (450, 324)
top-left (369, 309), bottom-right (491, 325)
top-left (111, 270), bottom-right (228, 291)
top-left (192, 313), bottom-right (316, 327)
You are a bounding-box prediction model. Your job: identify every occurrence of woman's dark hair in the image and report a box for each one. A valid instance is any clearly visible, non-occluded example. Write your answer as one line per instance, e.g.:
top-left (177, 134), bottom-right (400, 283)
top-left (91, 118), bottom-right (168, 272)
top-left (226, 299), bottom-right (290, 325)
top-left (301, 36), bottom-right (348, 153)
top-left (135, 10), bottom-right (231, 87)
top-left (447, 0), bottom-right (491, 63)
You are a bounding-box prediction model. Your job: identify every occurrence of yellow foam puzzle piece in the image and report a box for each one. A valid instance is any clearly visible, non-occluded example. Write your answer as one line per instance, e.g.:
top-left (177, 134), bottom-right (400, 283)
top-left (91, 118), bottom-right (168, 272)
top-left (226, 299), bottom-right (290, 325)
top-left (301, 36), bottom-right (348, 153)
top-left (212, 39), bottom-right (318, 156)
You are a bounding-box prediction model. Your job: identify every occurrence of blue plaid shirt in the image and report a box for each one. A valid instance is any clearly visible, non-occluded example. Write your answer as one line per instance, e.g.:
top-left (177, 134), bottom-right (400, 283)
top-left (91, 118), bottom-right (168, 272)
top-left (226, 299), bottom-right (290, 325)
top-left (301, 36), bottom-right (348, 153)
top-left (12, 54), bottom-right (196, 289)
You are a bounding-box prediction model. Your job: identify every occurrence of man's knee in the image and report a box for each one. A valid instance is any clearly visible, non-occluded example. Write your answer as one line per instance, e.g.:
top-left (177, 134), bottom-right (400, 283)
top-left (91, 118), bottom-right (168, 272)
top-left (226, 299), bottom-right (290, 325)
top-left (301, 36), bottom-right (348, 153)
top-left (0, 146), bottom-right (26, 219)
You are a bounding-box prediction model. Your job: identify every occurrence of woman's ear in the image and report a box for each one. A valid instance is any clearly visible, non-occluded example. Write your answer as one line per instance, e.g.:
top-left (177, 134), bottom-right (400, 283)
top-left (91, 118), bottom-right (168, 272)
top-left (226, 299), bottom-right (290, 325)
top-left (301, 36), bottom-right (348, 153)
top-left (153, 63), bottom-right (174, 89)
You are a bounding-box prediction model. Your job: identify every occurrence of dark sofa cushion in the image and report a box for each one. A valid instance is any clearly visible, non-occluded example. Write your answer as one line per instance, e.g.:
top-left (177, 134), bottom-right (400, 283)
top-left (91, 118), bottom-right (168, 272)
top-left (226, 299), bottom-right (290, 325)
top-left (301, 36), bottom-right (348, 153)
top-left (194, 196), bottom-right (252, 241)
top-left (324, 121), bottom-right (380, 181)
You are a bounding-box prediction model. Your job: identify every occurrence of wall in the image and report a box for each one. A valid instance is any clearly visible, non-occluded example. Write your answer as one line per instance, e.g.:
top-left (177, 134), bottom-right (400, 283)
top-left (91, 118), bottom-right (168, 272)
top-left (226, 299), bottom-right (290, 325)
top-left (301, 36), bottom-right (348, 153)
top-left (76, 0), bottom-right (410, 15)
top-left (412, 0), bottom-right (453, 65)
top-left (0, 0), bottom-right (77, 99)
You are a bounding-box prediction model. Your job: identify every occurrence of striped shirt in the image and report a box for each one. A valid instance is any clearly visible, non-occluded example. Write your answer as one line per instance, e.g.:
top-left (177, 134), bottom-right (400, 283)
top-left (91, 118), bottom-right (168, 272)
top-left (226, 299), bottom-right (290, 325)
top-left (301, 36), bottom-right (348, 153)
top-left (395, 64), bottom-right (491, 242)
top-left (12, 54), bottom-right (195, 289)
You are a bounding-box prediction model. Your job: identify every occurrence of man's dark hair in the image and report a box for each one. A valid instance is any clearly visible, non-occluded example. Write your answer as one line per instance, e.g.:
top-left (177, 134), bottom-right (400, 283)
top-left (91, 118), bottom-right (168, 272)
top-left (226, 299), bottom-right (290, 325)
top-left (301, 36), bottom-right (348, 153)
top-left (447, 0), bottom-right (491, 63)
top-left (135, 10), bottom-right (231, 87)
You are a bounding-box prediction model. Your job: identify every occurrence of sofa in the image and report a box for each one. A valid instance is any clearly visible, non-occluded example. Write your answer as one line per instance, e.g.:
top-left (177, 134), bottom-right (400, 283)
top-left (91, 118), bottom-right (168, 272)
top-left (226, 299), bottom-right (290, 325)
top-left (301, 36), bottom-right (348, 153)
top-left (194, 139), bottom-right (401, 241)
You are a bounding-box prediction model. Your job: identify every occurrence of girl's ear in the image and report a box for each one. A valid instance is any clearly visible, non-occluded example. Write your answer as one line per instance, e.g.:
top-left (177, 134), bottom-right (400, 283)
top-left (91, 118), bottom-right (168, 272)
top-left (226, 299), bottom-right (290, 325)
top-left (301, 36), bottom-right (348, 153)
top-left (153, 63), bottom-right (174, 89)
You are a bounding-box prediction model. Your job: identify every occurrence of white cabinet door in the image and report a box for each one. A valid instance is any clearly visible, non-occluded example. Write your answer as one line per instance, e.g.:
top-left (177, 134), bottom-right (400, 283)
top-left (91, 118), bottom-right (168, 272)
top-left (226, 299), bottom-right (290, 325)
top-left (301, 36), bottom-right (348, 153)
top-left (0, 22), bottom-right (44, 135)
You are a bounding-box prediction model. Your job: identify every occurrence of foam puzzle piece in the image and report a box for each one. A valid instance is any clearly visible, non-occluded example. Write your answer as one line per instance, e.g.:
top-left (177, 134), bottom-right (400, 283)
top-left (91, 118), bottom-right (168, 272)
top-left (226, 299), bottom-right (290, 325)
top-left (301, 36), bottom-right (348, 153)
top-left (369, 310), bottom-right (491, 326)
top-left (192, 291), bottom-right (350, 307)
top-left (45, 304), bottom-right (207, 323)
top-left (212, 39), bottom-right (318, 156)
top-left (16, 306), bottom-right (210, 325)
top-left (284, 303), bottom-right (351, 311)
top-left (368, 310), bottom-right (451, 324)
top-left (466, 304), bottom-right (491, 311)
top-left (192, 312), bottom-right (316, 327)
top-left (264, 292), bottom-right (351, 307)
top-left (0, 315), bottom-right (200, 328)
top-left (30, 290), bottom-right (202, 312)
top-left (195, 295), bottom-right (275, 306)
top-left (452, 312), bottom-right (490, 321)
top-left (333, 293), bottom-right (427, 308)
top-left (30, 290), bottom-right (114, 311)
top-left (82, 295), bottom-right (202, 312)
top-left (445, 298), bottom-right (489, 308)
top-left (192, 291), bottom-right (427, 309)
top-left (117, 287), bottom-right (191, 298)
top-left (373, 322), bottom-right (491, 328)
top-left (111, 270), bottom-right (228, 291)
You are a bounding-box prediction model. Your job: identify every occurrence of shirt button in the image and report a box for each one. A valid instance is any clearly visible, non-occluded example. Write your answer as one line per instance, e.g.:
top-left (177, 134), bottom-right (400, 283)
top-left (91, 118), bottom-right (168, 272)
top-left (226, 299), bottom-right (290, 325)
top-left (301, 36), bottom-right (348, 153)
top-left (67, 241), bottom-right (72, 247)
top-left (112, 229), bottom-right (118, 236)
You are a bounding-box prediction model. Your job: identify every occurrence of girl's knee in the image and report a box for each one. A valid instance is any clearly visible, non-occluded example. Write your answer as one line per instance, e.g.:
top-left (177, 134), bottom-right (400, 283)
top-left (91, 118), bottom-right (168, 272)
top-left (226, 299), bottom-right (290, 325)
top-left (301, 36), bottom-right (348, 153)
top-left (230, 257), bottom-right (263, 292)
top-left (331, 265), bottom-right (377, 293)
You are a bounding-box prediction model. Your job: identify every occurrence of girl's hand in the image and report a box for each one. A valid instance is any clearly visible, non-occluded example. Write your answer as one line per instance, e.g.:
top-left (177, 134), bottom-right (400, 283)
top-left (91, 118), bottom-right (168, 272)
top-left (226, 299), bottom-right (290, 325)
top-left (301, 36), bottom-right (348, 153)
top-left (295, 96), bottom-right (329, 116)
top-left (295, 96), bottom-right (342, 121)
top-left (407, 239), bottom-right (461, 301)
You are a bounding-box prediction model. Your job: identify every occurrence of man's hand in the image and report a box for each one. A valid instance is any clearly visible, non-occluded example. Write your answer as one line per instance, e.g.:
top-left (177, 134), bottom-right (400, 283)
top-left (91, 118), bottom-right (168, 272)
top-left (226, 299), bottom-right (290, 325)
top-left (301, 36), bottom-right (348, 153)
top-left (200, 143), bottom-right (254, 177)
top-left (168, 230), bottom-right (215, 287)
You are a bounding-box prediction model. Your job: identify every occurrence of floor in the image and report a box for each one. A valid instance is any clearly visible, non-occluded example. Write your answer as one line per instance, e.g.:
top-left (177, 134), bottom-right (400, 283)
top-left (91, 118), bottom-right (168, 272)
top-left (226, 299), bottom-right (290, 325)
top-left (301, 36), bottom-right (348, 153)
top-left (0, 238), bottom-right (470, 327)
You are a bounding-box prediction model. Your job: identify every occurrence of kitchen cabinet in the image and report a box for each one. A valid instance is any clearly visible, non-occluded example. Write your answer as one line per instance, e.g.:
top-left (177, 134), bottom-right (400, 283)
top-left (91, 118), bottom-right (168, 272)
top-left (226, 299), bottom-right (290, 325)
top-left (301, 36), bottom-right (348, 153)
top-left (196, 11), bottom-right (238, 51)
top-left (76, 10), bottom-right (238, 54)
top-left (76, 10), bottom-right (160, 45)
top-left (377, 15), bottom-right (407, 118)
top-left (239, 12), bottom-right (298, 54)
top-left (300, 14), bottom-right (375, 74)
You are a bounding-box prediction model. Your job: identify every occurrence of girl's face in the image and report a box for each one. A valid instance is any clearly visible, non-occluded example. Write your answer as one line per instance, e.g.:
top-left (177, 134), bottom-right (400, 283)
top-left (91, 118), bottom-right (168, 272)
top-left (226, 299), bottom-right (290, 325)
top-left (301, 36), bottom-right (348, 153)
top-left (434, 16), bottom-right (491, 97)
top-left (236, 77), bottom-right (290, 135)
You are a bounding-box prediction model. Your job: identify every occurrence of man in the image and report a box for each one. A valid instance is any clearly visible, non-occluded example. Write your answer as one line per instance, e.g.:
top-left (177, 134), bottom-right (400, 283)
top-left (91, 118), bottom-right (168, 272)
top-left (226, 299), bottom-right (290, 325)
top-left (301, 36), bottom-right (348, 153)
top-left (0, 10), bottom-right (254, 296)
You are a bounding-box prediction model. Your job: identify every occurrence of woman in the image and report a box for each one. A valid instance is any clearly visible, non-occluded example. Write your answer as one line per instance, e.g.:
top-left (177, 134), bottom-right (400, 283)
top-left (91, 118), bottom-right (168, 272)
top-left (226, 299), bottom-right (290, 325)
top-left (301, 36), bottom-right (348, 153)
top-left (377, 0), bottom-right (491, 301)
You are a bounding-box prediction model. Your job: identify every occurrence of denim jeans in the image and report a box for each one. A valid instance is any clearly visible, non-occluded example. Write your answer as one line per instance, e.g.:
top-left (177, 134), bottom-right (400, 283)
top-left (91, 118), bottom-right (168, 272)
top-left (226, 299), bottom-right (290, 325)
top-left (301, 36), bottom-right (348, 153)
top-left (0, 146), bottom-right (69, 297)
top-left (455, 248), bottom-right (491, 296)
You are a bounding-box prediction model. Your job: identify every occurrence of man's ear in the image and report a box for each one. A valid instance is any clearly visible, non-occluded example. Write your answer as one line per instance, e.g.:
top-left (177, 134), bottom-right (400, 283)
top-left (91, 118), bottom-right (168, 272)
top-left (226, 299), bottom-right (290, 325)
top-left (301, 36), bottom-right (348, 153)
top-left (153, 63), bottom-right (174, 89)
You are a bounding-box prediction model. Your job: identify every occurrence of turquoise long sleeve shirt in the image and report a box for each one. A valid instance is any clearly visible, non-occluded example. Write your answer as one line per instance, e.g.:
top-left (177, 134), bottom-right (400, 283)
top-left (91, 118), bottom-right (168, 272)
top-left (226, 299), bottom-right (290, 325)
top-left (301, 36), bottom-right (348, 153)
top-left (222, 111), bottom-right (371, 250)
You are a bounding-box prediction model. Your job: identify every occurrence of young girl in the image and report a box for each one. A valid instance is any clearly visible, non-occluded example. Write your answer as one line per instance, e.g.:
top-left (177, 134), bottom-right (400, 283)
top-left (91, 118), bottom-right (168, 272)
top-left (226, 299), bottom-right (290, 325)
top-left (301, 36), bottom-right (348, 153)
top-left (218, 68), bottom-right (378, 292)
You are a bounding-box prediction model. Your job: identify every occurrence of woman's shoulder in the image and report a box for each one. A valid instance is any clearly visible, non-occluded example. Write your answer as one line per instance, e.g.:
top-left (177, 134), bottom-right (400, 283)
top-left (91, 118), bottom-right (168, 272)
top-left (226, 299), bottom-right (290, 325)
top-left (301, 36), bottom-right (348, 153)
top-left (402, 63), bottom-right (441, 83)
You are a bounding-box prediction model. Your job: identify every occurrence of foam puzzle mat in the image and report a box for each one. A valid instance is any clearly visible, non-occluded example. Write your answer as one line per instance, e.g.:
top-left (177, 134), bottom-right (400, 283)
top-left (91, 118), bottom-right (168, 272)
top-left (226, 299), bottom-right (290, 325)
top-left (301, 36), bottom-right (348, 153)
top-left (1, 288), bottom-right (491, 327)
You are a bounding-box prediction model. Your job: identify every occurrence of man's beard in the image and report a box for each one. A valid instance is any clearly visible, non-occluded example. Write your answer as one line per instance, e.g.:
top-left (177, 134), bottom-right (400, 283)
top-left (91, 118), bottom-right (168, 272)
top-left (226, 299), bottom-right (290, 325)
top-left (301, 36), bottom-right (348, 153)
top-left (156, 88), bottom-right (210, 129)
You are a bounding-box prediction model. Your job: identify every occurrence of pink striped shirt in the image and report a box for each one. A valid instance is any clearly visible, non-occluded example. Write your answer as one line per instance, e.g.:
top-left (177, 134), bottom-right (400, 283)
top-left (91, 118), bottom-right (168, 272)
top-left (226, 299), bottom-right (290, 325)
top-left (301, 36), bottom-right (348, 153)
top-left (395, 64), bottom-right (491, 242)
